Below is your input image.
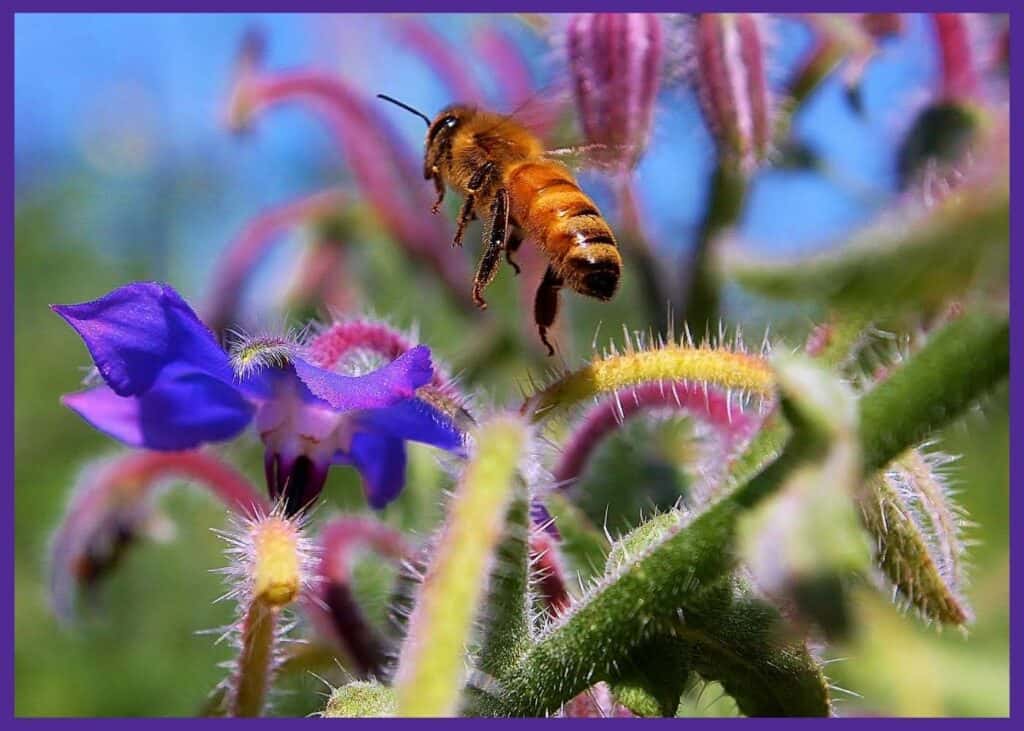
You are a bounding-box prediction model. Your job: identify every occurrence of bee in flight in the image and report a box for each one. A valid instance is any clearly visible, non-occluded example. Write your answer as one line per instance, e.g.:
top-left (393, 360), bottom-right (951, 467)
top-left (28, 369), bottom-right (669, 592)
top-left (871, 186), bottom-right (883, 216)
top-left (378, 94), bottom-right (622, 356)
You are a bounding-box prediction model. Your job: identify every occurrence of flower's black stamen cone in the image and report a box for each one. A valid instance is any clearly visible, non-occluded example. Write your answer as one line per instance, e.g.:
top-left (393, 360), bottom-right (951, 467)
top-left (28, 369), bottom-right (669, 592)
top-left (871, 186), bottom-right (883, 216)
top-left (283, 456), bottom-right (315, 517)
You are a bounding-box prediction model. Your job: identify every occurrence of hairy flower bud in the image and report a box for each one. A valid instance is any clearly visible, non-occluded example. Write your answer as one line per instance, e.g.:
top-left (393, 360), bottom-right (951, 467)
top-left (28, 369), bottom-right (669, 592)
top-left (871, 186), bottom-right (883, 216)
top-left (568, 13), bottom-right (663, 171)
top-left (250, 516), bottom-right (303, 607)
top-left (215, 509), bottom-right (316, 717)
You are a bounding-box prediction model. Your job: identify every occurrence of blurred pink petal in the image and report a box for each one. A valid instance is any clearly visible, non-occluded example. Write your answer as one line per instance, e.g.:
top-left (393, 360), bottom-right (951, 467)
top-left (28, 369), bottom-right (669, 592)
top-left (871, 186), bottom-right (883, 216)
top-left (393, 18), bottom-right (486, 103)
top-left (204, 188), bottom-right (349, 333)
top-left (933, 13), bottom-right (981, 101)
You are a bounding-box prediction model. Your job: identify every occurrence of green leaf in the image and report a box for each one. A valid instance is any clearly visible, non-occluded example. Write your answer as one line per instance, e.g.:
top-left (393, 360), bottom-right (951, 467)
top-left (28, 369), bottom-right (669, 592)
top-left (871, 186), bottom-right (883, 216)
top-left (861, 448), bottom-right (971, 626)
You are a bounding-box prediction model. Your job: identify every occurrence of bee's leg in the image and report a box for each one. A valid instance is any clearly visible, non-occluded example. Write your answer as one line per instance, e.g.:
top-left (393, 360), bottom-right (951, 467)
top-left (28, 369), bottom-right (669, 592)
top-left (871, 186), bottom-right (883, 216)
top-left (454, 162), bottom-right (496, 247)
top-left (430, 173), bottom-right (445, 214)
top-left (472, 187), bottom-right (510, 308)
top-left (534, 265), bottom-right (564, 357)
top-left (505, 226), bottom-right (523, 275)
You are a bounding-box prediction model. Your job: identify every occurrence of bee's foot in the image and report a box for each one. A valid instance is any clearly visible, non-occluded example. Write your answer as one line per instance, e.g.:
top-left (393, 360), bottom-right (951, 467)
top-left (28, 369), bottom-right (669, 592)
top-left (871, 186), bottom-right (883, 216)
top-left (506, 254), bottom-right (521, 275)
top-left (539, 328), bottom-right (555, 357)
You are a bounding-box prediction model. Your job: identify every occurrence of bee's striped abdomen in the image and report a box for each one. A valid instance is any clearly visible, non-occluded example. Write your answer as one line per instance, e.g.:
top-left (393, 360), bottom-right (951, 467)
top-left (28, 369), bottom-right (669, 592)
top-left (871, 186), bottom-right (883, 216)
top-left (508, 162), bottom-right (618, 257)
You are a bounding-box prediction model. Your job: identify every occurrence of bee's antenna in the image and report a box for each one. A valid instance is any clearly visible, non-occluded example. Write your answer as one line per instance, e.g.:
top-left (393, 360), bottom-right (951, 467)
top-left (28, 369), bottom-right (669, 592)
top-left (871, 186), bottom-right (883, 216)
top-left (376, 94), bottom-right (431, 128)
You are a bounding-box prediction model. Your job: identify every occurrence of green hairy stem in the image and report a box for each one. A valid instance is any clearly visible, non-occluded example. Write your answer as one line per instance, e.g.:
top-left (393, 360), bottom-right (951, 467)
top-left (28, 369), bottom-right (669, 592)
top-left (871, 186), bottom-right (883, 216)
top-left (228, 599), bottom-right (278, 718)
top-left (474, 491), bottom-right (532, 680)
top-left (475, 308), bottom-right (1006, 717)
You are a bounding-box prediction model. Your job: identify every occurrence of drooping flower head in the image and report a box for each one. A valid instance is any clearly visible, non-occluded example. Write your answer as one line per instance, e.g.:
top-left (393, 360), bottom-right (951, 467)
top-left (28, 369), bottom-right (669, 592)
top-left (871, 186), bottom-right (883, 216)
top-left (54, 282), bottom-right (465, 515)
top-left (567, 13), bottom-right (663, 172)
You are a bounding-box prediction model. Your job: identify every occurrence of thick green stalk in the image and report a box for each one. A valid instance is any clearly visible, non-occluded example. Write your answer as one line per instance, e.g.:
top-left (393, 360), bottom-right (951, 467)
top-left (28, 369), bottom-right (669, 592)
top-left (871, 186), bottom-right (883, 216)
top-left (859, 311), bottom-right (1008, 473)
top-left (681, 581), bottom-right (829, 717)
top-left (610, 637), bottom-right (691, 717)
top-left (474, 490), bottom-right (532, 680)
top-left (681, 161), bottom-right (747, 332)
top-left (393, 414), bottom-right (528, 717)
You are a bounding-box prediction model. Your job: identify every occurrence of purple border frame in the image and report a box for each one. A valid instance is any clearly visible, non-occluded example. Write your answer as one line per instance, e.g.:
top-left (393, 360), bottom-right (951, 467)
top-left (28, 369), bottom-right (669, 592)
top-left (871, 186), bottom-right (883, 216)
top-left (3, 1), bottom-right (1019, 724)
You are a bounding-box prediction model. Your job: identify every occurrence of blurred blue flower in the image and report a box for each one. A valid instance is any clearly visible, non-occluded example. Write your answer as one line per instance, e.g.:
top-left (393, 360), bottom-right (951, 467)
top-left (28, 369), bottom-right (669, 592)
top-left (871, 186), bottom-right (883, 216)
top-left (53, 282), bottom-right (464, 513)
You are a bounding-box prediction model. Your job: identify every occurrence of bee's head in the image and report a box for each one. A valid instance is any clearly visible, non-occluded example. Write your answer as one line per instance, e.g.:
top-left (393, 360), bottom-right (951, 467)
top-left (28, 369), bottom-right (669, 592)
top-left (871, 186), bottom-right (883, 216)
top-left (423, 104), bottom-right (474, 177)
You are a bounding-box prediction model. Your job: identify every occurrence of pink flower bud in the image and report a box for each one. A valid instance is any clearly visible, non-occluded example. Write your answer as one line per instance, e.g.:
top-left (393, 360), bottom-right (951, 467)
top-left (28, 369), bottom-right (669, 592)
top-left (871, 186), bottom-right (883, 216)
top-left (568, 13), bottom-right (663, 171)
top-left (690, 14), bottom-right (770, 172)
top-left (932, 13), bottom-right (981, 101)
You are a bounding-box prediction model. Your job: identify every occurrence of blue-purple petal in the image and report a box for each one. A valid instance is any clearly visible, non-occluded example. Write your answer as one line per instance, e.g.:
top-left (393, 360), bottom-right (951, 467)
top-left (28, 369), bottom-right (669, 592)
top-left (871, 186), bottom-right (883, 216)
top-left (291, 345), bottom-right (433, 412)
top-left (62, 364), bottom-right (253, 451)
top-left (356, 397), bottom-right (465, 454)
top-left (346, 432), bottom-right (408, 509)
top-left (52, 282), bottom-right (232, 397)
top-left (531, 500), bottom-right (562, 540)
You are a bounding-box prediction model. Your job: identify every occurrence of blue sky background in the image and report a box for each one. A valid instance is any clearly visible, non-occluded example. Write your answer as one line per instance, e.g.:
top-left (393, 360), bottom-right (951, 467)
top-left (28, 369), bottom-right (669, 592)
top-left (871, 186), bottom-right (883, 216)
top-left (15, 13), bottom-right (939, 294)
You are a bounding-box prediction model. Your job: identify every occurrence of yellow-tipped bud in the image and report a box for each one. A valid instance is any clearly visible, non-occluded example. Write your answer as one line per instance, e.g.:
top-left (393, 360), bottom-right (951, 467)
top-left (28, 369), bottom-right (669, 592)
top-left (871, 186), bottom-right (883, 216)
top-left (250, 516), bottom-right (301, 607)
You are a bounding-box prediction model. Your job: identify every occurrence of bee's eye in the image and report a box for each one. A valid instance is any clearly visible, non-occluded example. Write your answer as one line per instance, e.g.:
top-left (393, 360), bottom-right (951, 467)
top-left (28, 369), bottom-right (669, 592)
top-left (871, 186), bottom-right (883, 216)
top-left (428, 115), bottom-right (459, 146)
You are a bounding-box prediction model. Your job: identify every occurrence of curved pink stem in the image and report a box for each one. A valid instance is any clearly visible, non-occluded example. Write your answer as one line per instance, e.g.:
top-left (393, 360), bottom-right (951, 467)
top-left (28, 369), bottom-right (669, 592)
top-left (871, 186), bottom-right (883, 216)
top-left (553, 380), bottom-right (758, 485)
top-left (50, 450), bottom-right (266, 621)
top-left (736, 14), bottom-right (768, 159)
top-left (303, 517), bottom-right (409, 676)
top-left (204, 188), bottom-right (348, 332)
top-left (473, 26), bottom-right (536, 108)
top-left (531, 531), bottom-right (571, 617)
top-left (394, 18), bottom-right (486, 103)
top-left (284, 236), bottom-right (355, 316)
top-left (228, 60), bottom-right (471, 305)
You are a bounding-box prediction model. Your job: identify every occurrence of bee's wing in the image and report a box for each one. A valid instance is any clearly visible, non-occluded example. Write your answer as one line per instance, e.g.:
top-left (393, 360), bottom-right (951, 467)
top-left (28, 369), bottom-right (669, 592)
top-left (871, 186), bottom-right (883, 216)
top-left (542, 142), bottom-right (643, 175)
top-left (480, 74), bottom-right (641, 174)
top-left (475, 78), bottom-right (575, 142)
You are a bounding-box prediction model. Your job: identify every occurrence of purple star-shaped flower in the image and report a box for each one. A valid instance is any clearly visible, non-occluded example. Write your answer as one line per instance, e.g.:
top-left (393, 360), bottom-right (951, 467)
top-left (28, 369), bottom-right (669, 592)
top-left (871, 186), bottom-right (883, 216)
top-left (53, 282), bottom-right (465, 514)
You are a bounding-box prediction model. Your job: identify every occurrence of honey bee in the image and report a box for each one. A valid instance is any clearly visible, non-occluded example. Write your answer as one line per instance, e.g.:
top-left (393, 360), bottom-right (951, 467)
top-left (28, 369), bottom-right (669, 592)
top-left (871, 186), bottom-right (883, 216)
top-left (378, 95), bottom-right (622, 356)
